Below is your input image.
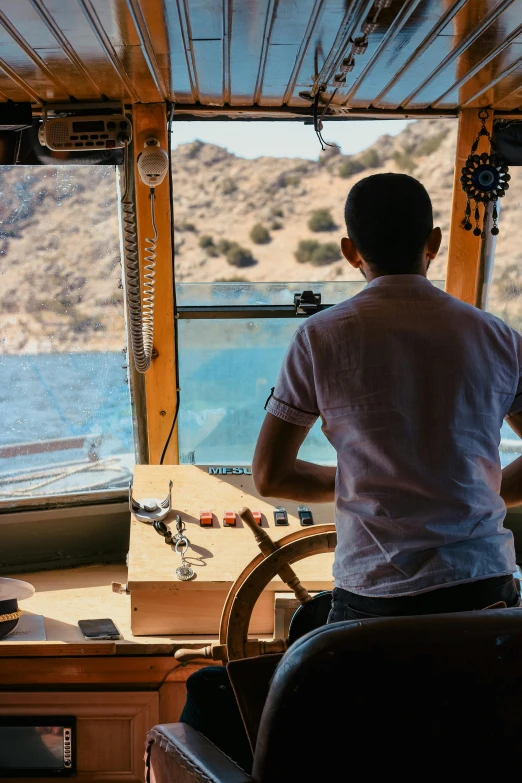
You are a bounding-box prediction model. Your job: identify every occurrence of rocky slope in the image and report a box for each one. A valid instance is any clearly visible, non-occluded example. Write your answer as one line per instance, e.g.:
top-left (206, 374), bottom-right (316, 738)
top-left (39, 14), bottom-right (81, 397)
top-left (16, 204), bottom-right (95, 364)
top-left (1, 117), bottom-right (521, 354)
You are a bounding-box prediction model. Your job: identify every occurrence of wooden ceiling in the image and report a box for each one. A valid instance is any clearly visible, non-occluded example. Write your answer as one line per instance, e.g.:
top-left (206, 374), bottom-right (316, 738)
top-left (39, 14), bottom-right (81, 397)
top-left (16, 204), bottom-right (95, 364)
top-left (0, 0), bottom-right (522, 117)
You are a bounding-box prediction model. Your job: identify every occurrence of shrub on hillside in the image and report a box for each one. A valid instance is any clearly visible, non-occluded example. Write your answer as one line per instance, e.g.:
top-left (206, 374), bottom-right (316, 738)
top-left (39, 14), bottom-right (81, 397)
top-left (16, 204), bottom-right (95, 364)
top-left (414, 131), bottom-right (447, 157)
top-left (282, 173), bottom-right (300, 187)
top-left (309, 242), bottom-right (341, 266)
top-left (339, 157), bottom-right (365, 178)
top-left (269, 172), bottom-right (300, 191)
top-left (250, 223), bottom-right (271, 244)
top-left (180, 221), bottom-right (196, 232)
top-left (271, 208), bottom-right (284, 218)
top-left (392, 150), bottom-right (415, 173)
top-left (359, 149), bottom-right (380, 169)
top-left (295, 239), bottom-right (341, 266)
top-left (222, 177), bottom-right (237, 195)
top-left (338, 148), bottom-right (380, 178)
top-left (271, 220), bottom-right (283, 230)
top-left (308, 208), bottom-right (336, 232)
top-left (199, 234), bottom-right (214, 248)
top-left (295, 239), bottom-right (320, 263)
top-left (226, 243), bottom-right (256, 268)
top-left (187, 140), bottom-right (203, 159)
top-left (217, 238), bottom-right (233, 254)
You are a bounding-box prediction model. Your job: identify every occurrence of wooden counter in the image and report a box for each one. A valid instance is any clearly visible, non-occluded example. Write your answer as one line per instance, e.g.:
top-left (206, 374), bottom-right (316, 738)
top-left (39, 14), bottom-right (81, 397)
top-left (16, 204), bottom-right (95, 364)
top-left (0, 565), bottom-right (209, 783)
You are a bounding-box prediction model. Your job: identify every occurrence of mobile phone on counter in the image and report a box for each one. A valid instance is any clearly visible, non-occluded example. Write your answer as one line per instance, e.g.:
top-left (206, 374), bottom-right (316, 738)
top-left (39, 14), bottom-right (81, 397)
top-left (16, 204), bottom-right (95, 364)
top-left (78, 618), bottom-right (122, 640)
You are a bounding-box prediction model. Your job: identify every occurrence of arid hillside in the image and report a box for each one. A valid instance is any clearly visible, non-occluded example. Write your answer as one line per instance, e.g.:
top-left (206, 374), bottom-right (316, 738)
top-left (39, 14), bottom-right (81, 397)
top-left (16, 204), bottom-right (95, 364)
top-left (1, 117), bottom-right (521, 354)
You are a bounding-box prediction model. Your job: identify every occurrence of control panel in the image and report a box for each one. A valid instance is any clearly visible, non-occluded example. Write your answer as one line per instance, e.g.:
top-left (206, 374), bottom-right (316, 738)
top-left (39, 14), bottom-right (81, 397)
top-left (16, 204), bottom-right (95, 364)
top-left (196, 506), bottom-right (313, 528)
top-left (128, 465), bottom-right (334, 637)
top-left (39, 102), bottom-right (131, 152)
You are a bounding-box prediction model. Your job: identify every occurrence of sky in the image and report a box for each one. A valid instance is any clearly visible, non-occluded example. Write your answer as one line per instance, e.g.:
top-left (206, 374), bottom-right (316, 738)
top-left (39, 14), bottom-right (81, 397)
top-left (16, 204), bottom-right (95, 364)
top-left (171, 119), bottom-right (411, 160)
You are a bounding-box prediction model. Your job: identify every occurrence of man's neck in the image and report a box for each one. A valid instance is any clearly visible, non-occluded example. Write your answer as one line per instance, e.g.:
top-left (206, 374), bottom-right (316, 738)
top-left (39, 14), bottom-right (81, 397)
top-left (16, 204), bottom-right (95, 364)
top-left (363, 265), bottom-right (428, 284)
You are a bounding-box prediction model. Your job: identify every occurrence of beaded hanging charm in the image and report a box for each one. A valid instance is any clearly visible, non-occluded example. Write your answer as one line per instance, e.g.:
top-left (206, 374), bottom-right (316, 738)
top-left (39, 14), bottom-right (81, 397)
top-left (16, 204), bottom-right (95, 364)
top-left (460, 108), bottom-right (510, 238)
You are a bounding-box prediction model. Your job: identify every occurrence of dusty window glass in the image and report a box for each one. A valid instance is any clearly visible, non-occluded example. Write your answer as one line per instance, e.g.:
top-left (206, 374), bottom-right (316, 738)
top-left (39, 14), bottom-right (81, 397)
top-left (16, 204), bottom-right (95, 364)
top-left (172, 118), bottom-right (457, 299)
top-left (0, 166), bottom-right (134, 501)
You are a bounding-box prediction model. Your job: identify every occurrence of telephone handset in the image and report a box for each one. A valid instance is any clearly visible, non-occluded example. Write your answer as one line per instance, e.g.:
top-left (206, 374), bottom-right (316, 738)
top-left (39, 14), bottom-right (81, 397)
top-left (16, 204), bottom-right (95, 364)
top-left (121, 137), bottom-right (170, 373)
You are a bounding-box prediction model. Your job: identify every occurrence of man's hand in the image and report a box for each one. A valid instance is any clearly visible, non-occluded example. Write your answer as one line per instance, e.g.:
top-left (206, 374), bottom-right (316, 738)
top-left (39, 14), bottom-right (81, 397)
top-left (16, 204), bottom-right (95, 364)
top-left (501, 411), bottom-right (522, 507)
top-left (252, 412), bottom-right (336, 502)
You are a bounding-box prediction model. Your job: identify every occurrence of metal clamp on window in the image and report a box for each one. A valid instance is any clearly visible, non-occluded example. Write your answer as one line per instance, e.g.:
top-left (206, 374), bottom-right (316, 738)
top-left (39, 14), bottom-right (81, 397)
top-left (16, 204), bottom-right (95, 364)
top-left (294, 290), bottom-right (321, 315)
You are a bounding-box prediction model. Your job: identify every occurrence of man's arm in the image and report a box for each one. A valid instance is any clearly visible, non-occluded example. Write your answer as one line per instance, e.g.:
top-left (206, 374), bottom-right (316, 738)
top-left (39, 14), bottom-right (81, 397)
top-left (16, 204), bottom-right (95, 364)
top-left (501, 411), bottom-right (522, 507)
top-left (253, 412), bottom-right (336, 502)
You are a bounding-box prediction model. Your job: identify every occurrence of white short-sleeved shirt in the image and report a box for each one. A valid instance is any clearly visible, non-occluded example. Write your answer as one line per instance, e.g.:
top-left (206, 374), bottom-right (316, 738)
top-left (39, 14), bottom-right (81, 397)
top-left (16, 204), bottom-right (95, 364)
top-left (266, 274), bottom-right (521, 597)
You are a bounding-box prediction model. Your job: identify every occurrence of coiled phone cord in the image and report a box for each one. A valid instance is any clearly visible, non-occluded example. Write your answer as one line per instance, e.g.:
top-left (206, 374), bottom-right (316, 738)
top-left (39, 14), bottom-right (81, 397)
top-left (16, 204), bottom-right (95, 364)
top-left (121, 142), bottom-right (157, 373)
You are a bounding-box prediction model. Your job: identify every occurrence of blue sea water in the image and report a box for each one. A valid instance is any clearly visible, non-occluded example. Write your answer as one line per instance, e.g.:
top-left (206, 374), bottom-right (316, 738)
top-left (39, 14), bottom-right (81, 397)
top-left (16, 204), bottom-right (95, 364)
top-left (0, 350), bottom-right (520, 488)
top-left (0, 352), bottom-right (133, 479)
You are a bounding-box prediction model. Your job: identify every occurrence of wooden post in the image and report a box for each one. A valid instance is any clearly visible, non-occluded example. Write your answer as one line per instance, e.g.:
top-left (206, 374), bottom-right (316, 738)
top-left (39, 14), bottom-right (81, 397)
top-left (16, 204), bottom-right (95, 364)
top-left (445, 107), bottom-right (493, 306)
top-left (132, 103), bottom-right (178, 464)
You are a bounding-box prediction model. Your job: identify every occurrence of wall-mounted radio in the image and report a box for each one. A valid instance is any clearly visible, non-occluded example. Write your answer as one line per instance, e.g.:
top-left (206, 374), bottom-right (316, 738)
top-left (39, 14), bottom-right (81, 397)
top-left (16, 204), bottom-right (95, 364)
top-left (0, 716), bottom-right (75, 777)
top-left (39, 101), bottom-right (131, 152)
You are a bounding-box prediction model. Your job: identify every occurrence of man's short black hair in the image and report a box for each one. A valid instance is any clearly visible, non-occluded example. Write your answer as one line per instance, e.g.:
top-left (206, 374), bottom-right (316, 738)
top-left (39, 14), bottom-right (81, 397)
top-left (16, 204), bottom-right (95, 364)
top-left (344, 173), bottom-right (433, 273)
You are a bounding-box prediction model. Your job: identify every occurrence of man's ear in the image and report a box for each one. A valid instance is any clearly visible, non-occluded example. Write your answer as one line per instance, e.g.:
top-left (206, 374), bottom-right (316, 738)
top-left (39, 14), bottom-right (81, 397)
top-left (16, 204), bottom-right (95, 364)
top-left (341, 237), bottom-right (362, 270)
top-left (426, 226), bottom-right (442, 261)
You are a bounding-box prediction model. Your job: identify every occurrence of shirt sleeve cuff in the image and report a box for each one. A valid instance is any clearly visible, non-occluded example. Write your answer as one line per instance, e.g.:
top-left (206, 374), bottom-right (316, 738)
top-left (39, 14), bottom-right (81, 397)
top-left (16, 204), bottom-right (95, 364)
top-left (266, 396), bottom-right (318, 428)
top-left (506, 401), bottom-right (522, 419)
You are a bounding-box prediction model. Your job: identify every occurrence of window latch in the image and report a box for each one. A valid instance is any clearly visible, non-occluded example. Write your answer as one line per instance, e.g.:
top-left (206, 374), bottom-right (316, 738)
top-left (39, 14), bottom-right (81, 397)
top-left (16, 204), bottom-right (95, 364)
top-left (294, 290), bottom-right (321, 315)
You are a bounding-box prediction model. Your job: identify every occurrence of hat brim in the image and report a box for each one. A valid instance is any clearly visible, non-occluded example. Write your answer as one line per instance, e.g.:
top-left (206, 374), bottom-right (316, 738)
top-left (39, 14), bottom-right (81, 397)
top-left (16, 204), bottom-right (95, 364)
top-left (0, 617), bottom-right (20, 640)
top-left (0, 577), bottom-right (35, 602)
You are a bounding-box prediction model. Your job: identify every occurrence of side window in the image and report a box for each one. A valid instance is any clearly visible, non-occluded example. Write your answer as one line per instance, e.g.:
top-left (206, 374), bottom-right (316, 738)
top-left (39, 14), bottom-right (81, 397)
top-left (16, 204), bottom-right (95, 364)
top-left (0, 166), bottom-right (134, 502)
top-left (486, 182), bottom-right (522, 467)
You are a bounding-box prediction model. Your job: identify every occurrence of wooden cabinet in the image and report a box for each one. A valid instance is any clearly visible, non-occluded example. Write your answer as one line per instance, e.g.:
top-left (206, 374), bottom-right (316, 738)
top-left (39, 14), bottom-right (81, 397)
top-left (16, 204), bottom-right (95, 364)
top-left (0, 691), bottom-right (159, 782)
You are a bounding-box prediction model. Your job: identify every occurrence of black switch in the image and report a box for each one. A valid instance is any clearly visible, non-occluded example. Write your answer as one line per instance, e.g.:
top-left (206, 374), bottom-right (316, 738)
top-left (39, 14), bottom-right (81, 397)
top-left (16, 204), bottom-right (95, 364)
top-left (297, 505), bottom-right (314, 526)
top-left (273, 506), bottom-right (289, 526)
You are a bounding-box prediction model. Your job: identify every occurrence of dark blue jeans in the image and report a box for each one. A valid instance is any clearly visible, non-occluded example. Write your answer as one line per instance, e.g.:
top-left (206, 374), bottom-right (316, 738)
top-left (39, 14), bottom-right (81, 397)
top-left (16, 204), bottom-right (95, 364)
top-left (327, 574), bottom-right (520, 622)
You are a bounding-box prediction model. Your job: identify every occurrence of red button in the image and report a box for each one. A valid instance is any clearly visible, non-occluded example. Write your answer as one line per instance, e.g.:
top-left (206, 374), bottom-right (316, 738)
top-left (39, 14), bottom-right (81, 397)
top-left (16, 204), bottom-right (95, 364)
top-left (224, 510), bottom-right (236, 527)
top-left (252, 511), bottom-right (262, 526)
top-left (200, 510), bottom-right (213, 527)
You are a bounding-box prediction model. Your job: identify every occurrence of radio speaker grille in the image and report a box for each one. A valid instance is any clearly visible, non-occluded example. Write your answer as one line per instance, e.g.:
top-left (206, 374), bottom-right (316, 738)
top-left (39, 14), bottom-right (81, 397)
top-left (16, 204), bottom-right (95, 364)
top-left (47, 121), bottom-right (68, 144)
top-left (141, 149), bottom-right (169, 175)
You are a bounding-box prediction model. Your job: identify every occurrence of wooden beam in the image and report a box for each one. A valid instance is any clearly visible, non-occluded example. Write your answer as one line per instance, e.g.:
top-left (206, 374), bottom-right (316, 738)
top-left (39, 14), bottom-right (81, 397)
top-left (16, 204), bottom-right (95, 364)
top-left (445, 107), bottom-right (493, 305)
top-left (132, 103), bottom-right (178, 464)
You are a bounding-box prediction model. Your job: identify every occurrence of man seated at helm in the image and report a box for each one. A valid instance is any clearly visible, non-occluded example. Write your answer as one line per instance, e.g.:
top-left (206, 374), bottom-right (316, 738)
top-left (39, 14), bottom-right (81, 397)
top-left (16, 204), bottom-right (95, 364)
top-left (180, 173), bottom-right (522, 770)
top-left (255, 172), bottom-right (522, 620)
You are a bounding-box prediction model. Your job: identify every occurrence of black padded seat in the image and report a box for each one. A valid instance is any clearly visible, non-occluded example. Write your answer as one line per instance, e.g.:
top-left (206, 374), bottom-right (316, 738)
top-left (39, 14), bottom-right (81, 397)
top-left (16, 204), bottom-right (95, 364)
top-left (146, 610), bottom-right (522, 781)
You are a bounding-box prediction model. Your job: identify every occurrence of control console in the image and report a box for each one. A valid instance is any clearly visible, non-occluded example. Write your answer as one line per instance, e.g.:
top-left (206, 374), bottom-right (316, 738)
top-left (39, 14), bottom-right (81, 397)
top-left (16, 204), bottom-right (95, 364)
top-left (128, 465), bottom-right (334, 637)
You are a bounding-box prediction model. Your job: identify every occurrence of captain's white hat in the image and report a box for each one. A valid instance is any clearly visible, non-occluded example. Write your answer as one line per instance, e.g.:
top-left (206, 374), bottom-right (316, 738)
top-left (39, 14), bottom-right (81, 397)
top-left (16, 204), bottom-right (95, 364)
top-left (0, 577), bottom-right (35, 602)
top-left (0, 577), bottom-right (35, 639)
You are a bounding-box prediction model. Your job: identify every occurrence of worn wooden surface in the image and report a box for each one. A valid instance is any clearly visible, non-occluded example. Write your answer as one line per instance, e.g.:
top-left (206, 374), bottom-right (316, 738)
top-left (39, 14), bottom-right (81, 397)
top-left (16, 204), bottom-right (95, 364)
top-left (129, 465), bottom-right (334, 588)
top-left (445, 107), bottom-right (493, 305)
top-left (128, 465), bottom-right (335, 635)
top-left (0, 564), bottom-right (220, 655)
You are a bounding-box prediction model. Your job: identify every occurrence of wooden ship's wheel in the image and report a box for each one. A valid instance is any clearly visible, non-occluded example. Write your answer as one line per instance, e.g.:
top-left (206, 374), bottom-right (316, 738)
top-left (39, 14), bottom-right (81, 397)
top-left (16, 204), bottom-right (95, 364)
top-left (176, 508), bottom-right (337, 663)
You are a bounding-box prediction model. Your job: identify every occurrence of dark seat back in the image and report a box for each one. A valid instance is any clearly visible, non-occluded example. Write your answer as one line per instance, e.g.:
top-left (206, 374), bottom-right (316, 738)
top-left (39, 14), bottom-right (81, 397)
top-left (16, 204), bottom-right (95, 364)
top-left (252, 610), bottom-right (522, 781)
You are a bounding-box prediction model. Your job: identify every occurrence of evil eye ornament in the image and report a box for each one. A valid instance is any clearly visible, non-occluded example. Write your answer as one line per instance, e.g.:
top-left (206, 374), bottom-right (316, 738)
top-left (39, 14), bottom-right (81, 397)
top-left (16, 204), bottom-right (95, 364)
top-left (460, 109), bottom-right (510, 238)
top-left (461, 153), bottom-right (510, 204)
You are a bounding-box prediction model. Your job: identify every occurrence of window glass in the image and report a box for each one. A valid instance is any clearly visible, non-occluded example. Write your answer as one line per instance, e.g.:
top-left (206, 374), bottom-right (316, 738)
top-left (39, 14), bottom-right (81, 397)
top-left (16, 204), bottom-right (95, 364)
top-left (173, 118), bottom-right (457, 465)
top-left (486, 176), bottom-right (522, 468)
top-left (178, 317), bottom-right (334, 466)
top-left (0, 166), bottom-right (134, 501)
top-left (172, 118), bottom-right (457, 302)
top-left (177, 280), bottom-right (446, 466)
